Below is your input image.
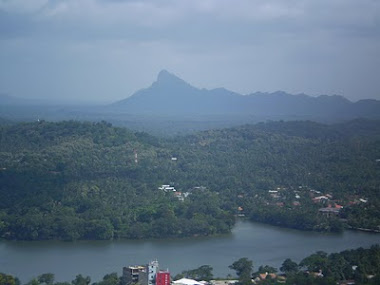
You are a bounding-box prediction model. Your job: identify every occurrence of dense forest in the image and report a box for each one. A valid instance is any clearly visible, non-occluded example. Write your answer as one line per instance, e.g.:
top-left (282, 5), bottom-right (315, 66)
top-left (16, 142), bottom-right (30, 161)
top-left (1, 245), bottom-right (379, 285)
top-left (0, 119), bottom-right (379, 240)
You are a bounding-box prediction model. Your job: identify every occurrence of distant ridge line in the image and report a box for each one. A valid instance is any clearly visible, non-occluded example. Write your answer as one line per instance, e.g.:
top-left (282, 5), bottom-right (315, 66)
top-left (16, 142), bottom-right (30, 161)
top-left (111, 70), bottom-right (380, 120)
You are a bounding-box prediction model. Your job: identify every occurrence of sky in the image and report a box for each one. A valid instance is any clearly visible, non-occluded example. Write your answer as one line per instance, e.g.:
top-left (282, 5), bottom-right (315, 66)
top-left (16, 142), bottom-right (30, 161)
top-left (0, 0), bottom-right (380, 103)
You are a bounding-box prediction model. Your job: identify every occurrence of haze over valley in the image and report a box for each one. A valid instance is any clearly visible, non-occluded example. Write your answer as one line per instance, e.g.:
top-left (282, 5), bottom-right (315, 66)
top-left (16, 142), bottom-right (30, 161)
top-left (2, 70), bottom-right (380, 135)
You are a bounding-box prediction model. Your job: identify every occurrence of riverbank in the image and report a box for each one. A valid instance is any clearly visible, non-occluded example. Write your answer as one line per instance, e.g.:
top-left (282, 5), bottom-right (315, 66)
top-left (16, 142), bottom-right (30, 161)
top-left (1, 221), bottom-right (379, 283)
top-left (2, 245), bottom-right (379, 285)
top-left (347, 226), bottom-right (380, 233)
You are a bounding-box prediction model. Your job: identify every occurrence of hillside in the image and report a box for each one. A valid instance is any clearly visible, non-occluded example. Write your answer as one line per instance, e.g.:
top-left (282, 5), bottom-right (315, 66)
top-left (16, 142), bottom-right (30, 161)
top-left (0, 121), bottom-right (234, 240)
top-left (0, 119), bottom-right (379, 240)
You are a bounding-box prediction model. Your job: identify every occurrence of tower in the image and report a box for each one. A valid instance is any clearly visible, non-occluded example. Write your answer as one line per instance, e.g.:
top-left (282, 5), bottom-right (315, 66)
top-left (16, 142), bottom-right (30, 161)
top-left (147, 260), bottom-right (159, 285)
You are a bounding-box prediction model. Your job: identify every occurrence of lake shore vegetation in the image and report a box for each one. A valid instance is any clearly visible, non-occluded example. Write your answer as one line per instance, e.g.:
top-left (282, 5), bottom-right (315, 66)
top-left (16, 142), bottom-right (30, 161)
top-left (1, 245), bottom-right (379, 285)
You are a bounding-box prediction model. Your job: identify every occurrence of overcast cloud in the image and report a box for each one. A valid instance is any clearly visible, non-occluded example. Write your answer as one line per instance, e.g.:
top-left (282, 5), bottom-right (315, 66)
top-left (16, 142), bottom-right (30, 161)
top-left (0, 0), bottom-right (379, 102)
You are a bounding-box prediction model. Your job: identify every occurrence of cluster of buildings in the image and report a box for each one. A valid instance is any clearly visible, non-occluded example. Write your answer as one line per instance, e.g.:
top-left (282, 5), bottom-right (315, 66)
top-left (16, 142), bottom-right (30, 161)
top-left (158, 184), bottom-right (207, 201)
top-left (122, 260), bottom-right (170, 285)
top-left (235, 185), bottom-right (373, 223)
top-left (122, 260), bottom-right (212, 285)
top-left (158, 184), bottom-right (190, 201)
top-left (121, 260), bottom-right (365, 285)
top-left (246, 185), bottom-right (368, 213)
top-left (252, 272), bottom-right (285, 284)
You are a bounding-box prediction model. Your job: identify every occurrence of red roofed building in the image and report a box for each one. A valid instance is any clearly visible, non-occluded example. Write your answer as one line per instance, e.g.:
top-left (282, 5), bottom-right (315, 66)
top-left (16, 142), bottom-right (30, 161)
top-left (156, 271), bottom-right (170, 285)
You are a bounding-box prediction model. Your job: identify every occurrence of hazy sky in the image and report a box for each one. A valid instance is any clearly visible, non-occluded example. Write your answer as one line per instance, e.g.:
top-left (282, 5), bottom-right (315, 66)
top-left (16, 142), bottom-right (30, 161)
top-left (1, 0), bottom-right (379, 103)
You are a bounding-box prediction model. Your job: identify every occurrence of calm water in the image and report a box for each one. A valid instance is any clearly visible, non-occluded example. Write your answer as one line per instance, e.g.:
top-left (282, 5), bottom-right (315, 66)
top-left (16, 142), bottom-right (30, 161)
top-left (1, 221), bottom-right (379, 283)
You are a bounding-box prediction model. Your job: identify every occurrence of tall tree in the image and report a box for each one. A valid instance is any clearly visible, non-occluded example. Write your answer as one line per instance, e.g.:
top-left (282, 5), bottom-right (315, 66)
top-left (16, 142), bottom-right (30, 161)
top-left (280, 258), bottom-right (298, 274)
top-left (229, 258), bottom-right (253, 285)
top-left (72, 275), bottom-right (90, 285)
top-left (38, 273), bottom-right (55, 285)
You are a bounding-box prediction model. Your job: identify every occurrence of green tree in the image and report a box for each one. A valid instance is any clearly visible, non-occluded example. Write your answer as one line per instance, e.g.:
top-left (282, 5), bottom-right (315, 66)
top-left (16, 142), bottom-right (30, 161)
top-left (195, 265), bottom-right (213, 281)
top-left (256, 265), bottom-right (277, 274)
top-left (0, 273), bottom-right (20, 285)
top-left (181, 265), bottom-right (213, 281)
top-left (38, 274), bottom-right (55, 285)
top-left (300, 251), bottom-right (328, 272)
top-left (71, 275), bottom-right (90, 285)
top-left (280, 258), bottom-right (298, 273)
top-left (26, 279), bottom-right (40, 285)
top-left (229, 258), bottom-right (253, 285)
top-left (95, 273), bottom-right (119, 285)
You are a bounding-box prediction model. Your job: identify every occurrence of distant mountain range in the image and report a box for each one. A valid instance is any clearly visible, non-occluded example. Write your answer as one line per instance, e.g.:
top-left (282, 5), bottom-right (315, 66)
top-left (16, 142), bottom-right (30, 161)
top-left (112, 70), bottom-right (380, 120)
top-left (2, 71), bottom-right (380, 134)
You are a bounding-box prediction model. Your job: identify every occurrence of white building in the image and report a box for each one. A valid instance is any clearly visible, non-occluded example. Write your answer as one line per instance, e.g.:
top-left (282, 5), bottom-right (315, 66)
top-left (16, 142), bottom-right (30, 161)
top-left (173, 278), bottom-right (203, 285)
top-left (147, 260), bottom-right (159, 285)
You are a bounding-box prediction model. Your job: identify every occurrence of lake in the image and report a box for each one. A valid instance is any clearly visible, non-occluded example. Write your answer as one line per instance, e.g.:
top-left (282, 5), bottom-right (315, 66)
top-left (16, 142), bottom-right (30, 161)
top-left (1, 221), bottom-right (379, 283)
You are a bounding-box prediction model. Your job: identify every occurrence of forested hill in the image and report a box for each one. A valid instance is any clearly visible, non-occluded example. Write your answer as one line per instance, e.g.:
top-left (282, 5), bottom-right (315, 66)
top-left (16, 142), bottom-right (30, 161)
top-left (167, 119), bottom-right (380, 191)
top-left (0, 119), bottom-right (379, 240)
top-left (0, 120), bottom-right (234, 240)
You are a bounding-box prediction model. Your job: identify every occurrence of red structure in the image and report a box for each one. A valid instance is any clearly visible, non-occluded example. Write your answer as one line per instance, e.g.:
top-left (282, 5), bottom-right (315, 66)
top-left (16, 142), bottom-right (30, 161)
top-left (156, 271), bottom-right (170, 285)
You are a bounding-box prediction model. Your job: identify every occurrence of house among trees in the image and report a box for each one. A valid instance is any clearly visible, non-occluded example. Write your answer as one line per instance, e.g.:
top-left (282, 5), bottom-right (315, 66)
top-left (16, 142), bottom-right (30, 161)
top-left (318, 207), bottom-right (340, 217)
top-left (313, 196), bottom-right (329, 203)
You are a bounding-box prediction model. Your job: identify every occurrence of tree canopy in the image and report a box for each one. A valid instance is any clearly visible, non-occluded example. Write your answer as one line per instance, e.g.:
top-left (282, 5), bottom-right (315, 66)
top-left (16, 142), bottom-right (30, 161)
top-left (1, 119), bottom-right (379, 240)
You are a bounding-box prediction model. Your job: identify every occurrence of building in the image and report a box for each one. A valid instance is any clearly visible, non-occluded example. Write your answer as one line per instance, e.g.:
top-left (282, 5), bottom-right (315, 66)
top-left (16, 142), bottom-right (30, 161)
top-left (173, 278), bottom-right (203, 285)
top-left (156, 271), bottom-right (170, 285)
top-left (122, 266), bottom-right (146, 285)
top-left (147, 260), bottom-right (159, 285)
top-left (158, 185), bottom-right (176, 192)
top-left (318, 207), bottom-right (340, 217)
top-left (122, 260), bottom-right (167, 285)
top-left (313, 196), bottom-right (329, 203)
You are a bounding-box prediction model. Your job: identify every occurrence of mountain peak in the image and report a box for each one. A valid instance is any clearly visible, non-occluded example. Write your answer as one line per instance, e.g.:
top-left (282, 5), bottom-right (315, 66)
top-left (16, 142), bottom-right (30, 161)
top-left (155, 69), bottom-right (187, 86)
top-left (157, 69), bottom-right (171, 80)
